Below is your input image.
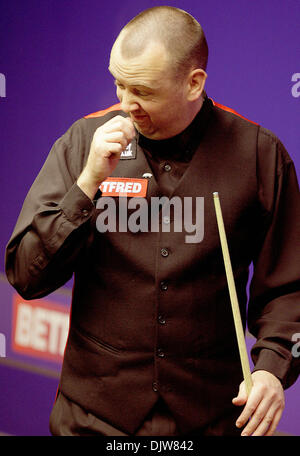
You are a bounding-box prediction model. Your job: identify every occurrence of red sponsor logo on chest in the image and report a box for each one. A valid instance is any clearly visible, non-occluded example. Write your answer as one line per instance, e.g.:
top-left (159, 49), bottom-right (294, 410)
top-left (100, 177), bottom-right (148, 197)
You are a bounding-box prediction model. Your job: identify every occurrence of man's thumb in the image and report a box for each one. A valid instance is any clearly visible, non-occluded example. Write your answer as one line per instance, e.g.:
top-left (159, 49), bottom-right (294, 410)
top-left (232, 381), bottom-right (248, 406)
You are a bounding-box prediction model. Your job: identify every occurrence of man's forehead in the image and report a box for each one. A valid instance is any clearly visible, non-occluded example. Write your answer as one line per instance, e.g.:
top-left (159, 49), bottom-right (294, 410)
top-left (108, 65), bottom-right (162, 90)
top-left (110, 38), bottom-right (169, 81)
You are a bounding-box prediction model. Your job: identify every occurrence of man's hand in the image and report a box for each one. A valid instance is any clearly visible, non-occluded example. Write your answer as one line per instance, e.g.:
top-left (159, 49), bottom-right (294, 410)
top-left (232, 370), bottom-right (285, 436)
top-left (77, 115), bottom-right (135, 200)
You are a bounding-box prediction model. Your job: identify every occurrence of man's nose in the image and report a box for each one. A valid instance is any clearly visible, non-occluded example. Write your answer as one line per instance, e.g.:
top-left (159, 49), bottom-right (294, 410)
top-left (120, 90), bottom-right (140, 113)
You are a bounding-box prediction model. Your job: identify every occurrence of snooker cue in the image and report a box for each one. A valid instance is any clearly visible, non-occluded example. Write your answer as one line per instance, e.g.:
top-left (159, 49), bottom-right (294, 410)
top-left (213, 192), bottom-right (253, 396)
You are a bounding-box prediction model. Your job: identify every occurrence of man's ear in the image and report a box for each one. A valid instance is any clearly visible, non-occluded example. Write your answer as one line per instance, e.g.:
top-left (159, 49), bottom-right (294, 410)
top-left (186, 69), bottom-right (207, 101)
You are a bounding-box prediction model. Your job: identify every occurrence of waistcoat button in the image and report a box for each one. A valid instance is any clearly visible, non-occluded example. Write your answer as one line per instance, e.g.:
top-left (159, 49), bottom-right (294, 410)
top-left (160, 248), bottom-right (169, 257)
top-left (160, 281), bottom-right (168, 291)
top-left (157, 348), bottom-right (165, 358)
top-left (158, 315), bottom-right (166, 324)
top-left (152, 382), bottom-right (158, 392)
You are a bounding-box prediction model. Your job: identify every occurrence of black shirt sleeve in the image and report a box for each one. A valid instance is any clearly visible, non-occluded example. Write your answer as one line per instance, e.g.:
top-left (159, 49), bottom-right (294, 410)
top-left (5, 120), bottom-right (96, 299)
top-left (248, 128), bottom-right (300, 388)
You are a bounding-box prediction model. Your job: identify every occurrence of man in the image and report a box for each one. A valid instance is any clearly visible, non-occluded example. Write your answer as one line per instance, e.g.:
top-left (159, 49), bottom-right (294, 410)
top-left (5, 6), bottom-right (300, 436)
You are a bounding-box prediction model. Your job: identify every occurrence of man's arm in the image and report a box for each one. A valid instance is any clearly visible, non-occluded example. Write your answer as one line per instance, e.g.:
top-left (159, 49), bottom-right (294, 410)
top-left (5, 129), bottom-right (95, 299)
top-left (232, 129), bottom-right (300, 435)
top-left (5, 115), bottom-right (135, 300)
top-left (248, 134), bottom-right (300, 389)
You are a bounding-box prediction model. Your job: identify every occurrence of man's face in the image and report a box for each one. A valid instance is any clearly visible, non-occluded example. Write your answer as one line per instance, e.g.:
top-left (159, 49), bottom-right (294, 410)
top-left (109, 40), bottom-right (192, 140)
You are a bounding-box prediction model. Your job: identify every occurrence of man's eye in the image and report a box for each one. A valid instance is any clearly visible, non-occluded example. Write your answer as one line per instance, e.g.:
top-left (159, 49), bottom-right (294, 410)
top-left (115, 82), bottom-right (124, 90)
top-left (134, 89), bottom-right (149, 97)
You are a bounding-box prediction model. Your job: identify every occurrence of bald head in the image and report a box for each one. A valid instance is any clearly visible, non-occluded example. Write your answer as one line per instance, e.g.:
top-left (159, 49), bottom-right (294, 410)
top-left (112, 6), bottom-right (208, 79)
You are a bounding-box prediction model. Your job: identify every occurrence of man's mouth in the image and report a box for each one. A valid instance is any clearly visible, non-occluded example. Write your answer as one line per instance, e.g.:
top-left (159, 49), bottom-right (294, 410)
top-left (131, 114), bottom-right (148, 122)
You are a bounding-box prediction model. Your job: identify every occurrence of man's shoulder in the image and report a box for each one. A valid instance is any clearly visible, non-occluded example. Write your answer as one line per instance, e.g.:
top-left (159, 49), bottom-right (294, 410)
top-left (209, 98), bottom-right (293, 166)
top-left (60, 102), bottom-right (126, 145)
top-left (210, 98), bottom-right (259, 128)
top-left (83, 102), bottom-right (123, 120)
top-left (74, 101), bottom-right (125, 130)
top-left (210, 99), bottom-right (288, 149)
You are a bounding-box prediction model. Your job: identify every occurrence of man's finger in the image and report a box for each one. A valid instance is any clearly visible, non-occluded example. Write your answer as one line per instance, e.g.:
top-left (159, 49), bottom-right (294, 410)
top-left (240, 397), bottom-right (273, 435)
top-left (232, 381), bottom-right (247, 406)
top-left (265, 408), bottom-right (283, 436)
top-left (103, 115), bottom-right (135, 139)
top-left (104, 131), bottom-right (130, 149)
top-left (235, 387), bottom-right (261, 428)
top-left (102, 142), bottom-right (125, 158)
top-left (244, 400), bottom-right (282, 436)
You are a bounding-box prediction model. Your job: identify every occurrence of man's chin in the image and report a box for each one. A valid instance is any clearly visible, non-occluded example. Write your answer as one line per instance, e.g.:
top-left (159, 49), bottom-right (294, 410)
top-left (133, 122), bottom-right (157, 139)
top-left (136, 127), bottom-right (172, 141)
